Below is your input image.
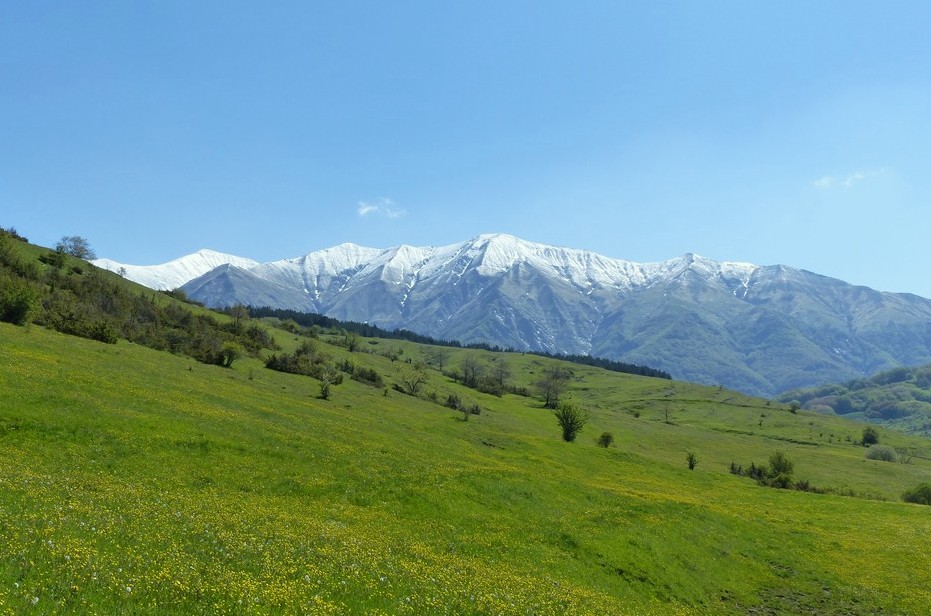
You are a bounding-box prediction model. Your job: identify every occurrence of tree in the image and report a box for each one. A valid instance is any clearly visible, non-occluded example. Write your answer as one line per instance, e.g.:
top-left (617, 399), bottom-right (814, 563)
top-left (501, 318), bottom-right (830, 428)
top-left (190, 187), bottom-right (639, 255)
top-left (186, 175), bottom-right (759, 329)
top-left (686, 451), bottom-right (698, 470)
top-left (228, 305), bottom-right (249, 331)
top-left (862, 426), bottom-right (880, 446)
top-left (767, 451), bottom-right (794, 488)
top-left (597, 432), bottom-right (614, 448)
top-left (55, 236), bottom-right (96, 260)
top-left (460, 354), bottom-right (484, 389)
top-left (343, 331), bottom-right (359, 352)
top-left (424, 348), bottom-right (451, 371)
top-left (537, 366), bottom-right (572, 409)
top-left (553, 402), bottom-right (589, 442)
top-left (398, 362), bottom-right (430, 396)
top-left (218, 341), bottom-right (243, 368)
top-left (319, 366), bottom-right (340, 400)
top-left (489, 358), bottom-right (511, 394)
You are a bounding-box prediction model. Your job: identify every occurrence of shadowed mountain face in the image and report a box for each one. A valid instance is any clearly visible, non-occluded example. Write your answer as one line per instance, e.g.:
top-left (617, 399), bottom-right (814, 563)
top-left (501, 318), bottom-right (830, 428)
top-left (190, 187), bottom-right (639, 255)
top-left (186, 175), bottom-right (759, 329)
top-left (96, 234), bottom-right (931, 397)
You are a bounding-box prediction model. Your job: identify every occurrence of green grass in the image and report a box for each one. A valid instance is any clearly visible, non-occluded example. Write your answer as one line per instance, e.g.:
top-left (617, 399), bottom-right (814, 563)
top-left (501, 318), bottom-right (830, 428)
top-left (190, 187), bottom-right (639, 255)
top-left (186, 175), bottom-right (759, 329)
top-left (2, 321), bottom-right (931, 614)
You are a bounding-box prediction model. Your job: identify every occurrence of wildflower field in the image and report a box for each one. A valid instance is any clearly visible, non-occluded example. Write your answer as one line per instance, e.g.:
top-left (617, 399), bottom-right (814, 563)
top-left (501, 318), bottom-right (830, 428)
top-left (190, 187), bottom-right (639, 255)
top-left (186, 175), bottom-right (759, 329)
top-left (2, 321), bottom-right (931, 614)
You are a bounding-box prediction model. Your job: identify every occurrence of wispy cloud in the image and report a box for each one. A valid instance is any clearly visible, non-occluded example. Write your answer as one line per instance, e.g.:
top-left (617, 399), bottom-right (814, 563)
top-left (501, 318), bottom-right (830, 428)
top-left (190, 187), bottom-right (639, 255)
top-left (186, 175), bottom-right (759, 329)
top-left (812, 168), bottom-right (887, 190)
top-left (357, 197), bottom-right (406, 219)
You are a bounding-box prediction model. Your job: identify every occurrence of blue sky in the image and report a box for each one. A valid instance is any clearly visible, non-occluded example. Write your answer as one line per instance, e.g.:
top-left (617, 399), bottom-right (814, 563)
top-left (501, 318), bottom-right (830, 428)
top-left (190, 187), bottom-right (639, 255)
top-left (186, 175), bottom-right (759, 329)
top-left (3, 2), bottom-right (931, 296)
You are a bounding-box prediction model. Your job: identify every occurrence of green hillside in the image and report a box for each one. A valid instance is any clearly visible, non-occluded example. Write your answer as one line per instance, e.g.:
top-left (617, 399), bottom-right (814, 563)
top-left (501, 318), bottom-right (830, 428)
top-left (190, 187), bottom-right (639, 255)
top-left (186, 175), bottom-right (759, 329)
top-left (780, 363), bottom-right (931, 437)
top-left (3, 234), bottom-right (931, 614)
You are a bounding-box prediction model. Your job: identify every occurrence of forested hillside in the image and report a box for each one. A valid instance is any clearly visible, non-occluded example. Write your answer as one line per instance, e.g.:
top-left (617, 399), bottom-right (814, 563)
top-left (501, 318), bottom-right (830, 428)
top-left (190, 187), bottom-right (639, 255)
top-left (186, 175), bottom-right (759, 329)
top-left (781, 364), bottom-right (931, 436)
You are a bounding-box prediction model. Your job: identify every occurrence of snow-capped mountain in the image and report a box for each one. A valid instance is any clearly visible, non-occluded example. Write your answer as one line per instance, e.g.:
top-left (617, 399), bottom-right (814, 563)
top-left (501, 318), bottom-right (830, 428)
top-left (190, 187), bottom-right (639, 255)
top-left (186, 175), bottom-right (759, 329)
top-left (93, 249), bottom-right (259, 291)
top-left (94, 234), bottom-right (931, 397)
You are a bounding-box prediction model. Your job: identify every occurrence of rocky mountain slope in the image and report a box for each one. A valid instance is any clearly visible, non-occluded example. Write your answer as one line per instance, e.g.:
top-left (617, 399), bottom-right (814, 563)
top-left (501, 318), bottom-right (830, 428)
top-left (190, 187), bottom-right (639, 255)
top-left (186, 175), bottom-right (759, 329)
top-left (95, 234), bottom-right (931, 397)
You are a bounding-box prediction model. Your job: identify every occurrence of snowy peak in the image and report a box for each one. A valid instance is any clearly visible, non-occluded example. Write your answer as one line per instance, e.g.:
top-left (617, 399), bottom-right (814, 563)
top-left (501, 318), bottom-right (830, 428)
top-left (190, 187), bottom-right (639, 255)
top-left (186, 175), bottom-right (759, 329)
top-left (93, 249), bottom-right (259, 291)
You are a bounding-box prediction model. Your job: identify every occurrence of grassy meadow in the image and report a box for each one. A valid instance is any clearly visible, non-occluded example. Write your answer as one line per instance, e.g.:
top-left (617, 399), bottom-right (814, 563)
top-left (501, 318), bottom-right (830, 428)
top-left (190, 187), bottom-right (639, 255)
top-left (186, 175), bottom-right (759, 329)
top-left (2, 317), bottom-right (931, 614)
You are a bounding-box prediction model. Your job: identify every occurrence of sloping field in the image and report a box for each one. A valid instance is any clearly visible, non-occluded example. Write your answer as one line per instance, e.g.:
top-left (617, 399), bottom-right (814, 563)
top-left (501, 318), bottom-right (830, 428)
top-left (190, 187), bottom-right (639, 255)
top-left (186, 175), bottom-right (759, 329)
top-left (2, 322), bottom-right (930, 614)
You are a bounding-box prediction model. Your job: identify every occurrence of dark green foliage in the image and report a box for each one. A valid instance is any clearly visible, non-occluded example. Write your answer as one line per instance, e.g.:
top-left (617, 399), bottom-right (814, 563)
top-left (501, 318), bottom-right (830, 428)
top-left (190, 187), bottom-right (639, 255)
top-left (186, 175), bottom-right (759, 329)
top-left (730, 452), bottom-right (804, 490)
top-left (39, 250), bottom-right (67, 269)
top-left (902, 483), bottom-right (931, 505)
top-left (0, 274), bottom-right (39, 325)
top-left (862, 426), bottom-right (879, 445)
top-left (265, 345), bottom-right (343, 385)
top-left (445, 393), bottom-right (462, 410)
top-left (686, 451), bottom-right (698, 470)
top-left (337, 359), bottom-right (384, 387)
top-left (0, 226), bottom-right (28, 242)
top-left (597, 432), bottom-right (614, 448)
top-left (553, 402), bottom-right (589, 442)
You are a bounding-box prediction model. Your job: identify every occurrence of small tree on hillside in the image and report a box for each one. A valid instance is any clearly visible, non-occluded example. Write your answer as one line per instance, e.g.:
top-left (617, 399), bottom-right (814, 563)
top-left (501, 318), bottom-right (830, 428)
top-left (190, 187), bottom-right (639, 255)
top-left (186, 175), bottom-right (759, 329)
top-left (766, 451), bottom-right (794, 488)
top-left (424, 348), bottom-right (451, 371)
top-left (686, 450), bottom-right (698, 470)
top-left (218, 341), bottom-right (243, 368)
top-left (343, 331), bottom-right (360, 352)
top-left (228, 305), bottom-right (249, 331)
top-left (554, 402), bottom-right (589, 442)
top-left (55, 235), bottom-right (96, 260)
top-left (460, 354), bottom-right (483, 388)
top-left (319, 366), bottom-right (340, 400)
top-left (537, 366), bottom-right (572, 409)
top-left (398, 362), bottom-right (430, 396)
top-left (597, 432), bottom-right (614, 448)
top-left (489, 358), bottom-right (511, 395)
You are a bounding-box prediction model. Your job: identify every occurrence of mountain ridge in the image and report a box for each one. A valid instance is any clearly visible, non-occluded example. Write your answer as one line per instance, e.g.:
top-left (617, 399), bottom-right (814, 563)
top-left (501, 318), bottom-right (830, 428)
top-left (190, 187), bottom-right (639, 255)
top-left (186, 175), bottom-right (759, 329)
top-left (93, 234), bottom-right (931, 397)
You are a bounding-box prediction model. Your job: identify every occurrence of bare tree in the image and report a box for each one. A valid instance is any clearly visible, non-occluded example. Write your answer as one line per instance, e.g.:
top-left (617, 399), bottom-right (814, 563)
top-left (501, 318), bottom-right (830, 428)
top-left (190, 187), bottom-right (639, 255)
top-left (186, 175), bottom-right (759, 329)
top-left (424, 347), bottom-right (451, 371)
top-left (536, 366), bottom-right (572, 409)
top-left (55, 236), bottom-right (96, 260)
top-left (228, 304), bottom-right (249, 330)
top-left (460, 353), bottom-right (484, 388)
top-left (489, 358), bottom-right (511, 394)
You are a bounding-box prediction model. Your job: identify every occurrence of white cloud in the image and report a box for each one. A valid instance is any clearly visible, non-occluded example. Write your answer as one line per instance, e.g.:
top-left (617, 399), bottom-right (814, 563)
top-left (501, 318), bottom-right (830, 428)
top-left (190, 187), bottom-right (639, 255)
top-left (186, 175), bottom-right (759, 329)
top-left (813, 176), bottom-right (835, 189)
top-left (812, 168), bottom-right (888, 190)
top-left (357, 197), bottom-right (406, 219)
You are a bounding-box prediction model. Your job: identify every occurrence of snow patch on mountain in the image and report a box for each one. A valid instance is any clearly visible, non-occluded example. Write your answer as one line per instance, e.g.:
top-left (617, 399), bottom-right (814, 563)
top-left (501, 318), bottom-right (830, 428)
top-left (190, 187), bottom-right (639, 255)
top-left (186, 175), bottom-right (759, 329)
top-left (93, 249), bottom-right (259, 291)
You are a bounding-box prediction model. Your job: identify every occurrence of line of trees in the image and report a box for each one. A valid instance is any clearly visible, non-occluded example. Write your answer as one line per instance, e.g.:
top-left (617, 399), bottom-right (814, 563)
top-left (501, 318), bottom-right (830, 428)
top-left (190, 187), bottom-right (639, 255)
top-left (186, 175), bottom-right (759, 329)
top-left (250, 307), bottom-right (670, 379)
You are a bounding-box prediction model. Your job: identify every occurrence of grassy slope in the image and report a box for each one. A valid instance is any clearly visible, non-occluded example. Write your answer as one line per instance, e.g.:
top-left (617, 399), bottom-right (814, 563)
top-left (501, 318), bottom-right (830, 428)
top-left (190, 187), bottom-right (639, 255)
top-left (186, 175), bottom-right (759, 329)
top-left (2, 321), bottom-right (931, 614)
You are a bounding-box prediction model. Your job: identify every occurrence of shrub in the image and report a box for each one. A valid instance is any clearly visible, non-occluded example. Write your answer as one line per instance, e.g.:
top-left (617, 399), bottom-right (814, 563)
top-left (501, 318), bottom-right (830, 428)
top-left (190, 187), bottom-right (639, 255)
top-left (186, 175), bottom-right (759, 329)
top-left (597, 432), bottom-right (614, 448)
top-left (445, 393), bottom-right (462, 410)
top-left (903, 483), bottom-right (931, 505)
top-left (862, 426), bottom-right (880, 446)
top-left (865, 444), bottom-right (898, 463)
top-left (686, 450), bottom-right (698, 470)
top-left (218, 341), bottom-right (244, 367)
top-left (0, 275), bottom-right (39, 325)
top-left (553, 402), bottom-right (589, 442)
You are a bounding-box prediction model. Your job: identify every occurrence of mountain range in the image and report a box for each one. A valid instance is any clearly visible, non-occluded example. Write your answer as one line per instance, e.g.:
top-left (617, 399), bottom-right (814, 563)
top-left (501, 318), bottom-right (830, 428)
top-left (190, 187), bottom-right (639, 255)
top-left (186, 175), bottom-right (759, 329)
top-left (94, 234), bottom-right (931, 397)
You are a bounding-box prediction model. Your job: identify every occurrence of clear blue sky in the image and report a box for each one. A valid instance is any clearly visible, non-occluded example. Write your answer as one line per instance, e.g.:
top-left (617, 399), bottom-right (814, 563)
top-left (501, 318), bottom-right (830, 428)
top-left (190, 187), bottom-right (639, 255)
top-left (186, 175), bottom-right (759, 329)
top-left (3, 2), bottom-right (931, 296)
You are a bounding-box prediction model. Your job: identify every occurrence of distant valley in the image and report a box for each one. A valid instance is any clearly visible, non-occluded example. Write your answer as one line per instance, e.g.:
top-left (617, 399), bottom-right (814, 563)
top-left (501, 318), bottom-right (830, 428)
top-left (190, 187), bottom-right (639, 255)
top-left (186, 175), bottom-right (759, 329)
top-left (96, 234), bottom-right (931, 397)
